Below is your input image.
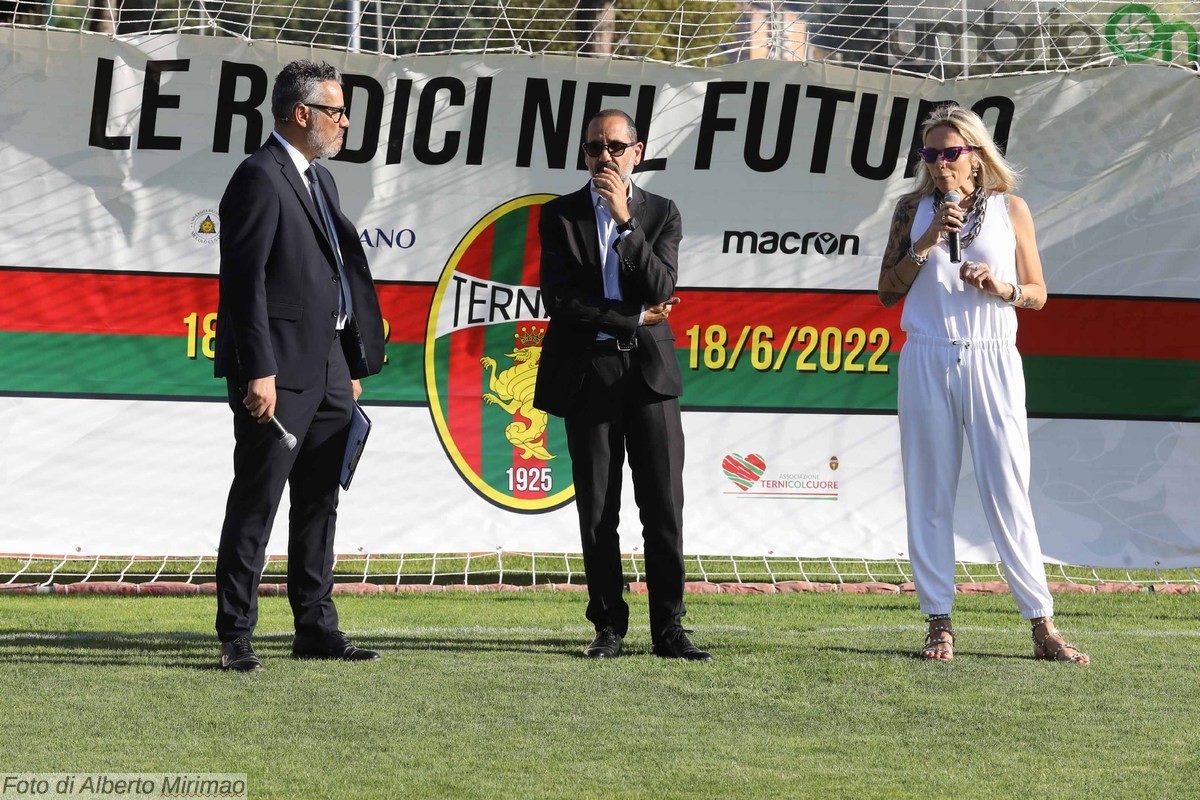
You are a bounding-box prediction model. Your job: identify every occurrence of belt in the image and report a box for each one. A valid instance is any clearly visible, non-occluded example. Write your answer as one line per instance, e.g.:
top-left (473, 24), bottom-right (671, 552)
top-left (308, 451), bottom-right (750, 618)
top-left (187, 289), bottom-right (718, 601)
top-left (594, 336), bottom-right (637, 353)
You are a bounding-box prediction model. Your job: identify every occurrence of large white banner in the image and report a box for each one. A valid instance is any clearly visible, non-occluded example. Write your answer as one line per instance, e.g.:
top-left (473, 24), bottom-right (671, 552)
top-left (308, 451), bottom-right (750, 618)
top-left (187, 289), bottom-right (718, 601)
top-left (1, 29), bottom-right (1198, 566)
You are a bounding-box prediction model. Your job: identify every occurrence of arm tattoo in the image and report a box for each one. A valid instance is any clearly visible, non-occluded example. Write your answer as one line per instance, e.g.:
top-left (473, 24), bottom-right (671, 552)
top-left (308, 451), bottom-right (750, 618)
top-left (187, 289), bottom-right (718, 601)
top-left (880, 200), bottom-right (913, 274)
top-left (878, 197), bottom-right (918, 305)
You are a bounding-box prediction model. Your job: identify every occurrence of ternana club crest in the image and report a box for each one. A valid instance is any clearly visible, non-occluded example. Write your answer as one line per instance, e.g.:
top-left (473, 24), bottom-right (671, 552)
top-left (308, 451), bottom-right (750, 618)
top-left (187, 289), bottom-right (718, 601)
top-left (424, 194), bottom-right (574, 512)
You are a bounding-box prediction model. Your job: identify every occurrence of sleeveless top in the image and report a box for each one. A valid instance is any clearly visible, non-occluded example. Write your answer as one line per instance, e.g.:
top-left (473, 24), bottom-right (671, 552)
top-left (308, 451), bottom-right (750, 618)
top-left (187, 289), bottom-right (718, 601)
top-left (901, 192), bottom-right (1018, 341)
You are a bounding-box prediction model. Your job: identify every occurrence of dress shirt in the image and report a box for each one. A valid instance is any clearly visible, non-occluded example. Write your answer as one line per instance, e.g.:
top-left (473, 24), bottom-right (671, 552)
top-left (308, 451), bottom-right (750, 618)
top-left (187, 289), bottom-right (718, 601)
top-left (590, 182), bottom-right (642, 339)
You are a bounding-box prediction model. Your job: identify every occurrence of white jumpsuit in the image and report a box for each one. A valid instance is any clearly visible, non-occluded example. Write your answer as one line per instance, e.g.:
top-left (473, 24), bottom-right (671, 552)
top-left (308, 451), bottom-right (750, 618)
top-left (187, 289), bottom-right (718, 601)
top-left (898, 193), bottom-right (1054, 619)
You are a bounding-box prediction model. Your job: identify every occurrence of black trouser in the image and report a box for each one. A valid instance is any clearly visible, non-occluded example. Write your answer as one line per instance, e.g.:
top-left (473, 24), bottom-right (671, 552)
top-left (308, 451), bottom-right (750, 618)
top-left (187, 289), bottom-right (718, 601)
top-left (564, 347), bottom-right (687, 641)
top-left (215, 339), bottom-right (353, 642)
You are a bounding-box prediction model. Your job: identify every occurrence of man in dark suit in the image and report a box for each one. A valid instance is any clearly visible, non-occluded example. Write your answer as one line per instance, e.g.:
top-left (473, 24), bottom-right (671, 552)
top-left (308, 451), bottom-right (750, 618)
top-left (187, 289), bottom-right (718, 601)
top-left (535, 109), bottom-right (710, 662)
top-left (212, 61), bottom-right (385, 672)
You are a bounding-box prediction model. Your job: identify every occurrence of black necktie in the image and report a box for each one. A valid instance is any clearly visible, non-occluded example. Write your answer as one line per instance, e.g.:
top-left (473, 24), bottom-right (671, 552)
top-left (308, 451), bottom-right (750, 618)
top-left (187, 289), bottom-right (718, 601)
top-left (305, 165), bottom-right (353, 323)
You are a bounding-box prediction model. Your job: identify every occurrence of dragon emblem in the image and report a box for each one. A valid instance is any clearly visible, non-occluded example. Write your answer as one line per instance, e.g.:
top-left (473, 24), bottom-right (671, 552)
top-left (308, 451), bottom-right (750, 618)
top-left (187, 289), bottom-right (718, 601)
top-left (481, 325), bottom-right (555, 461)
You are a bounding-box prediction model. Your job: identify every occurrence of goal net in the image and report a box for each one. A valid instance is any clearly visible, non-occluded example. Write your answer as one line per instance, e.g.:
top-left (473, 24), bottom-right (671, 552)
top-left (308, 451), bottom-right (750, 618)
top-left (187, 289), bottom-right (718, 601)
top-left (6, 1), bottom-right (1198, 72)
top-left (2, 1), bottom-right (1198, 589)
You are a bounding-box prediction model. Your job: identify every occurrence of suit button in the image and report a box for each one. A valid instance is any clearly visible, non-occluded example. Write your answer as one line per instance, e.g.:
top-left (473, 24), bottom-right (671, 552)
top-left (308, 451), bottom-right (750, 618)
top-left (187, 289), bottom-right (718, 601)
top-left (331, 311), bottom-right (337, 319)
top-left (331, 274), bottom-right (339, 282)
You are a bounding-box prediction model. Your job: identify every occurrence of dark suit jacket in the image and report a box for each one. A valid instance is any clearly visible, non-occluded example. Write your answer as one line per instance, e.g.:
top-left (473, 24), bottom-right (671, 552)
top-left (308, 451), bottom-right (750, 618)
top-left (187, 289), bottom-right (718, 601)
top-left (534, 182), bottom-right (683, 418)
top-left (214, 135), bottom-right (384, 390)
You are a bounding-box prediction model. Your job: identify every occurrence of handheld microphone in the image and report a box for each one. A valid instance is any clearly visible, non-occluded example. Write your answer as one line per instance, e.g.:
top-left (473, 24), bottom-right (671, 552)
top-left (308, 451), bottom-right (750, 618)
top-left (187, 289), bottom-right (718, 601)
top-left (944, 190), bottom-right (962, 263)
top-left (267, 416), bottom-right (297, 451)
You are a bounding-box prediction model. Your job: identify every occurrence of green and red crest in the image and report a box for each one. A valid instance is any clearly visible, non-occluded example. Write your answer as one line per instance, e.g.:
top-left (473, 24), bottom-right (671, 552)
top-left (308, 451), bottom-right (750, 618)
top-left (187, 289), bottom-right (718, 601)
top-left (424, 194), bottom-right (574, 512)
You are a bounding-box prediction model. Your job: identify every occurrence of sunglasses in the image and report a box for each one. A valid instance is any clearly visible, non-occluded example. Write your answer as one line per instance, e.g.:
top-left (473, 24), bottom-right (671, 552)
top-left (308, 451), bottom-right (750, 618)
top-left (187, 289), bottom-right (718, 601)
top-left (917, 145), bottom-right (978, 163)
top-left (581, 140), bottom-right (633, 158)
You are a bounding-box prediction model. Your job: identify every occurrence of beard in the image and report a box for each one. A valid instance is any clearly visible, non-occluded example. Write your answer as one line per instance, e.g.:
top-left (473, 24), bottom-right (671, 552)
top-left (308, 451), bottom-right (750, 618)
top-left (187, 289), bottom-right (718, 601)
top-left (307, 124), bottom-right (344, 160)
top-left (591, 160), bottom-right (628, 184)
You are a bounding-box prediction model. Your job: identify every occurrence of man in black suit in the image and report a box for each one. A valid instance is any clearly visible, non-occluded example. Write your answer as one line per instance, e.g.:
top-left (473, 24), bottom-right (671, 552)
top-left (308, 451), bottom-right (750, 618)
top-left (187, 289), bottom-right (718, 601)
top-left (212, 61), bottom-right (385, 672)
top-left (535, 109), bottom-right (710, 662)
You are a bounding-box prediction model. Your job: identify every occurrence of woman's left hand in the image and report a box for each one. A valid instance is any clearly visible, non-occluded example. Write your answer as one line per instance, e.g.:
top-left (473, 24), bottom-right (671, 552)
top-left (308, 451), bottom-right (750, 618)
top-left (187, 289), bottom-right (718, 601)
top-left (959, 260), bottom-right (1007, 298)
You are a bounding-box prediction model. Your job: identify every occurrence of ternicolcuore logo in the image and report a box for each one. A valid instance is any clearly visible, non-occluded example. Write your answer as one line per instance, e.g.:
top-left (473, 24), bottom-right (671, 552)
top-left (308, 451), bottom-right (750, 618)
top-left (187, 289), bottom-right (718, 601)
top-left (424, 194), bottom-right (575, 513)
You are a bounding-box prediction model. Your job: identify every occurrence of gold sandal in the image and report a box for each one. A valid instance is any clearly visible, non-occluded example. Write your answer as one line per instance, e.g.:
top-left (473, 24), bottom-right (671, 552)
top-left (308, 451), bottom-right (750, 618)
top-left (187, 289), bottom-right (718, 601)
top-left (1032, 620), bottom-right (1089, 665)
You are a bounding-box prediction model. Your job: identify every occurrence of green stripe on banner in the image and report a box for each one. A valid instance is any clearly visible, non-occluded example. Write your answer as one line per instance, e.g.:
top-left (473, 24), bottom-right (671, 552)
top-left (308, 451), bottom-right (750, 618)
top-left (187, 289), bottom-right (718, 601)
top-left (5, 327), bottom-right (1196, 421)
top-left (1024, 356), bottom-right (1200, 419)
top-left (0, 331), bottom-right (428, 402)
top-left (677, 352), bottom-right (901, 412)
top-left (0, 332), bottom-right (225, 397)
top-left (434, 331), bottom-right (451, 427)
top-left (366, 343), bottom-right (427, 404)
top-left (675, 351), bottom-right (1200, 420)
top-left (479, 207), bottom-right (531, 493)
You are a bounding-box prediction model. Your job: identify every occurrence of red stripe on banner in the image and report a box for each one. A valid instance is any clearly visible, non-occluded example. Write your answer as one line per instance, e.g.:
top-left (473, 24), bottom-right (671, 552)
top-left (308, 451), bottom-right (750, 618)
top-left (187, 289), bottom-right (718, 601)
top-left (446, 225), bottom-right (495, 475)
top-left (375, 283), bottom-right (435, 344)
top-left (672, 290), bottom-right (904, 353)
top-left (1017, 297), bottom-right (1200, 360)
top-left (670, 289), bottom-right (1200, 361)
top-left (7, 269), bottom-right (1194, 363)
top-left (0, 270), bottom-right (218, 337)
top-left (512, 204), bottom-right (548, 502)
top-left (0, 268), bottom-right (433, 344)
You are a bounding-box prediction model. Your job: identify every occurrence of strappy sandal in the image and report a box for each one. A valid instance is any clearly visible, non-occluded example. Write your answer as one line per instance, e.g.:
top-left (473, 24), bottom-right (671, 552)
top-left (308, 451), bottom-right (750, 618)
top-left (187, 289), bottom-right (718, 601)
top-left (920, 620), bottom-right (955, 661)
top-left (1031, 621), bottom-right (1089, 665)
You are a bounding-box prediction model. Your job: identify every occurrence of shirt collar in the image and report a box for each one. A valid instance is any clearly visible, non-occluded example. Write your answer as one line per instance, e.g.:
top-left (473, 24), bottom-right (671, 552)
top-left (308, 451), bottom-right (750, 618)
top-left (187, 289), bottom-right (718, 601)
top-left (272, 130), bottom-right (313, 177)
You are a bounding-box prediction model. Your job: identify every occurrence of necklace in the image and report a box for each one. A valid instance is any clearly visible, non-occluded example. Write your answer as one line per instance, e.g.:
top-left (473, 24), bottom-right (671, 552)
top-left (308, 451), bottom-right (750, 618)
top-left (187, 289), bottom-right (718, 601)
top-left (934, 188), bottom-right (989, 250)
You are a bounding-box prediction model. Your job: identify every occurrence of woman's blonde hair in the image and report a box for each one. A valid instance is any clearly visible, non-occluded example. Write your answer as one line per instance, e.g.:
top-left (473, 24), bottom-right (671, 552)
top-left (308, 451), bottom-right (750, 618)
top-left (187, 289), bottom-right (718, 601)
top-left (906, 105), bottom-right (1021, 199)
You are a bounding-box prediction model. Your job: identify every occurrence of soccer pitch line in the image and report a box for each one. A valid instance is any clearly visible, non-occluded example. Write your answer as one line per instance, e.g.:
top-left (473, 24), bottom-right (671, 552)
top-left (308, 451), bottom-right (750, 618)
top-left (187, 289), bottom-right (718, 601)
top-left (6, 623), bottom-right (1197, 642)
top-left (800, 624), bottom-right (1200, 638)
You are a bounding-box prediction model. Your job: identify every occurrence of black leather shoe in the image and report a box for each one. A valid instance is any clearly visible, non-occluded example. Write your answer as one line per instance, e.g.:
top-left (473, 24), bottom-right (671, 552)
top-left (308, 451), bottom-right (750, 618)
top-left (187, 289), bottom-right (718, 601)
top-left (583, 627), bottom-right (623, 659)
top-left (219, 636), bottom-right (264, 672)
top-left (652, 629), bottom-right (713, 662)
top-left (292, 630), bottom-right (380, 661)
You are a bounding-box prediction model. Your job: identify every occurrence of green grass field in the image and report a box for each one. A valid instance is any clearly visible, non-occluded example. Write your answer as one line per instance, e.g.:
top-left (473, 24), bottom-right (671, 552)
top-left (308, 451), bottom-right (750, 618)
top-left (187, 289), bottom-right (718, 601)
top-left (2, 591), bottom-right (1198, 799)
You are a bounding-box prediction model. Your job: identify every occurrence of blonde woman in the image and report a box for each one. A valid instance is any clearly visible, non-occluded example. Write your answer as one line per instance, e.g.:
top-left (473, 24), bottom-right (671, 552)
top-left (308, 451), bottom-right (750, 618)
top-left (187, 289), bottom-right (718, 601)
top-left (878, 105), bottom-right (1088, 664)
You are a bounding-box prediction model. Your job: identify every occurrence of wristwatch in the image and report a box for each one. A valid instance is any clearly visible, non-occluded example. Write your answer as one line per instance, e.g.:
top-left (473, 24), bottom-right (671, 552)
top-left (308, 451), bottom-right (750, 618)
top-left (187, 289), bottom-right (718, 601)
top-left (1006, 283), bottom-right (1023, 306)
top-left (617, 217), bottom-right (640, 234)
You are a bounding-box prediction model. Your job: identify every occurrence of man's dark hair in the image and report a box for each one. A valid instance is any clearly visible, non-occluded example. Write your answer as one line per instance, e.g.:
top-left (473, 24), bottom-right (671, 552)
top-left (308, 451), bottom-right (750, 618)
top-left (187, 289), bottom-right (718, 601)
top-left (272, 61), bottom-right (342, 122)
top-left (588, 109), bottom-right (638, 143)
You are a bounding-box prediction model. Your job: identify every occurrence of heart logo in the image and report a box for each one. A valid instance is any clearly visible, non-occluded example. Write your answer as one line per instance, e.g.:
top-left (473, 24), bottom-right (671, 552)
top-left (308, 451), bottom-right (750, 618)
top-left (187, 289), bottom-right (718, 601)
top-left (722, 453), bottom-right (766, 491)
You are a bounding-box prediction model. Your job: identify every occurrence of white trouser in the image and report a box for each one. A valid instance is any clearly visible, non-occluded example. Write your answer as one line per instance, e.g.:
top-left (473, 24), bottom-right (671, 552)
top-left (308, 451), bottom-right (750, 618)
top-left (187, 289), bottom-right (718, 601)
top-left (898, 334), bottom-right (1054, 619)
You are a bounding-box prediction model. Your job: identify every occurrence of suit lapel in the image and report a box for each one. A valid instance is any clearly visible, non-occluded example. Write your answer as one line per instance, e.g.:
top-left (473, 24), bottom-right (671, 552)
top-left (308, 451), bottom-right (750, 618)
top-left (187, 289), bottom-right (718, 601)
top-left (567, 184), bottom-right (604, 294)
top-left (266, 138), bottom-right (337, 257)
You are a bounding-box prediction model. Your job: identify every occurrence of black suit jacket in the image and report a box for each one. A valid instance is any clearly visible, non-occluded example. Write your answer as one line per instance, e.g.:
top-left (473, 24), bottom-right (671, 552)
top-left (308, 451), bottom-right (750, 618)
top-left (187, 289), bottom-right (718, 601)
top-left (214, 135), bottom-right (384, 390)
top-left (534, 183), bottom-right (683, 417)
